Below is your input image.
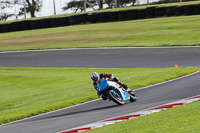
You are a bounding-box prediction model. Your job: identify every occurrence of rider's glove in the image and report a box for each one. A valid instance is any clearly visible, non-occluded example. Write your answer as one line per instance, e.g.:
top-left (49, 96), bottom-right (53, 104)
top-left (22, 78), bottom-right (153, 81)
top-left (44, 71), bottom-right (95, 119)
top-left (122, 84), bottom-right (128, 90)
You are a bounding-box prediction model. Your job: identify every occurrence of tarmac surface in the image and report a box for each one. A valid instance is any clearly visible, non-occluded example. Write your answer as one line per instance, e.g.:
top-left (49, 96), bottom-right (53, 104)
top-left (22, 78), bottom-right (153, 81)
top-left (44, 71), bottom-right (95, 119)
top-left (0, 47), bottom-right (200, 133)
top-left (0, 47), bottom-right (200, 68)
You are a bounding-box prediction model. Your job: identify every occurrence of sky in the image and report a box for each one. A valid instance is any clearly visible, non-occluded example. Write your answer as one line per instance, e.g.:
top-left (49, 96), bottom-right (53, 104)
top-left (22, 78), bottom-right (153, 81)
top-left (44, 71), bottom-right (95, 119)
top-left (1, 0), bottom-right (159, 21)
top-left (40, 0), bottom-right (71, 16)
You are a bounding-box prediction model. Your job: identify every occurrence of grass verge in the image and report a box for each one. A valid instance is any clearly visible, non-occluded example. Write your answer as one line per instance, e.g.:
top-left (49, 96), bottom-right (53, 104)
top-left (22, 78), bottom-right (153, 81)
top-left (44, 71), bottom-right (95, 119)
top-left (0, 67), bottom-right (199, 124)
top-left (87, 100), bottom-right (200, 133)
top-left (0, 15), bottom-right (200, 51)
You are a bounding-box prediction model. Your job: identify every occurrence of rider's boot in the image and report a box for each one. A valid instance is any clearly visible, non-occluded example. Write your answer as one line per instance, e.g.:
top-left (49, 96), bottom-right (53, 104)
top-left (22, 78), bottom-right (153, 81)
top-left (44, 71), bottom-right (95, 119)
top-left (102, 95), bottom-right (108, 100)
top-left (122, 84), bottom-right (135, 95)
top-left (112, 77), bottom-right (135, 95)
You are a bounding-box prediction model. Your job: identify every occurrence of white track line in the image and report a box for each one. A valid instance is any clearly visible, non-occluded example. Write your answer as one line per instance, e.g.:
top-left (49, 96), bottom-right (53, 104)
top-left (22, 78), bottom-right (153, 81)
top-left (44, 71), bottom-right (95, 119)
top-left (0, 46), bottom-right (200, 54)
top-left (58, 94), bottom-right (200, 133)
top-left (135, 70), bottom-right (200, 91)
top-left (0, 99), bottom-right (101, 126)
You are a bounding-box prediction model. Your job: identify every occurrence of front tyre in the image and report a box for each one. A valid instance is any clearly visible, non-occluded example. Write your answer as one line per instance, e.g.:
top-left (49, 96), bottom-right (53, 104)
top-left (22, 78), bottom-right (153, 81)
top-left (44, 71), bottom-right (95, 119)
top-left (108, 90), bottom-right (124, 105)
top-left (130, 93), bottom-right (137, 102)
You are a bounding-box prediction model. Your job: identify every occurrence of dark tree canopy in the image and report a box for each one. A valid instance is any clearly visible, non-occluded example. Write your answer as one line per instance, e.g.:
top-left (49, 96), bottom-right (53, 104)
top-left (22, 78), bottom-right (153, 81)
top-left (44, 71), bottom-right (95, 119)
top-left (19, 0), bottom-right (43, 18)
top-left (0, 0), bottom-right (42, 20)
top-left (62, 0), bottom-right (97, 13)
top-left (0, 1), bottom-right (14, 20)
top-left (62, 0), bottom-right (137, 13)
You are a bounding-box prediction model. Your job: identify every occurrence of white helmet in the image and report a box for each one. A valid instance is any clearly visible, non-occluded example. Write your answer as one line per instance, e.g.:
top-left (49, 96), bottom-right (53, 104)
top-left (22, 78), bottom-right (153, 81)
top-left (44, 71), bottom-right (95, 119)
top-left (91, 72), bottom-right (100, 81)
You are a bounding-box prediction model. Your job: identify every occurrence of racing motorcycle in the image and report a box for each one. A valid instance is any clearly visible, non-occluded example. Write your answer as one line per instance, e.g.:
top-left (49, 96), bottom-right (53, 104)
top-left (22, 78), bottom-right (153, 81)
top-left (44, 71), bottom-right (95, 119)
top-left (97, 79), bottom-right (137, 105)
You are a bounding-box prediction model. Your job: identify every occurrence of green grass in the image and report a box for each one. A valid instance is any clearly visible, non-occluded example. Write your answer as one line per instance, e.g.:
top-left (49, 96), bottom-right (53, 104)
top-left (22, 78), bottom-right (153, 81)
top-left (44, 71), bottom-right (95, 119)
top-left (87, 100), bottom-right (200, 133)
top-left (0, 15), bottom-right (200, 51)
top-left (0, 67), bottom-right (199, 124)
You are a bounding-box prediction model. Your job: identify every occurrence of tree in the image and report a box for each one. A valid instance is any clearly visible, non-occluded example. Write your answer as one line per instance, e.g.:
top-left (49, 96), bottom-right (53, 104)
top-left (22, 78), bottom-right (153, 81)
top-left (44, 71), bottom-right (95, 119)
top-left (0, 0), bottom-right (14, 21)
top-left (99, 0), bottom-right (103, 9)
top-left (62, 0), bottom-right (97, 13)
top-left (105, 0), bottom-right (115, 8)
top-left (18, 0), bottom-right (43, 18)
top-left (0, 0), bottom-right (42, 19)
top-left (0, 13), bottom-right (14, 21)
top-left (117, 0), bottom-right (135, 7)
top-left (62, 1), bottom-right (84, 13)
top-left (104, 0), bottom-right (136, 9)
top-left (0, 0), bottom-right (12, 8)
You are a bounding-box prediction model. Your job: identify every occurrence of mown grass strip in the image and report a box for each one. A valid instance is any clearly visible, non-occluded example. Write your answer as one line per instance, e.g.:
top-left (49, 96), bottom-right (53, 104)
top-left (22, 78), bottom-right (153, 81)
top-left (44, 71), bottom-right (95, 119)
top-left (0, 67), bottom-right (199, 124)
top-left (86, 100), bottom-right (200, 133)
top-left (0, 15), bottom-right (200, 51)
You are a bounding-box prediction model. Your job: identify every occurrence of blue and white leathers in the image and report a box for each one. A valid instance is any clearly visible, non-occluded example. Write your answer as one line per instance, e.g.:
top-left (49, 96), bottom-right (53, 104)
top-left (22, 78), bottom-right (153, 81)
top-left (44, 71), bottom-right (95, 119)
top-left (97, 78), bottom-right (131, 102)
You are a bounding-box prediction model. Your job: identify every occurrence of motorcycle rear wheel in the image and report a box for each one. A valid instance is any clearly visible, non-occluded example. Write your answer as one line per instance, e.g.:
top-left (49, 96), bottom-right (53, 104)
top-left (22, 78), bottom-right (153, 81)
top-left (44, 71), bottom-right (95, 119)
top-left (108, 90), bottom-right (124, 105)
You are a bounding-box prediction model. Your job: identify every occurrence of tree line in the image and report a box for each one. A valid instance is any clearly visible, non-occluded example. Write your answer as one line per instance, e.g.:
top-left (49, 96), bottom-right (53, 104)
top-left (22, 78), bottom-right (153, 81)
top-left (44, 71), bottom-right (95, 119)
top-left (0, 0), bottom-right (194, 21)
top-left (0, 0), bottom-right (138, 21)
top-left (63, 0), bottom-right (137, 13)
top-left (0, 0), bottom-right (42, 21)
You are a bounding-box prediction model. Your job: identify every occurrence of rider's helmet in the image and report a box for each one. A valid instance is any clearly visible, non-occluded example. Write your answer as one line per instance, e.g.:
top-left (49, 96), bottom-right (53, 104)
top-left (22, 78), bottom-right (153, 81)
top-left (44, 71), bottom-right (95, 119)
top-left (91, 72), bottom-right (100, 82)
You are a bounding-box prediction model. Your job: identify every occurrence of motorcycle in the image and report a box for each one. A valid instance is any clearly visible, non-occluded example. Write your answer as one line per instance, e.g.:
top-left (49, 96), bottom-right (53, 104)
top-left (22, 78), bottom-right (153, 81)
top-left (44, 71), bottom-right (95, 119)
top-left (97, 78), bottom-right (137, 105)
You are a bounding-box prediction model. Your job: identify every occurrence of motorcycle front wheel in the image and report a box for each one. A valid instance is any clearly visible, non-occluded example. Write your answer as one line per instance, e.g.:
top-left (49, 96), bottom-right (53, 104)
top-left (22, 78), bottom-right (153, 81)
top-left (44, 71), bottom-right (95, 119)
top-left (108, 90), bottom-right (124, 105)
top-left (130, 93), bottom-right (137, 102)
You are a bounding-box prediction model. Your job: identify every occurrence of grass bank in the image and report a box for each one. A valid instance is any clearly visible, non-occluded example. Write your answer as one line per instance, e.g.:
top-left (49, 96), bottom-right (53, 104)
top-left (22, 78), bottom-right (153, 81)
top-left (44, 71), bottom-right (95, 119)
top-left (0, 67), bottom-right (199, 124)
top-left (87, 100), bottom-right (200, 133)
top-left (0, 15), bottom-right (200, 51)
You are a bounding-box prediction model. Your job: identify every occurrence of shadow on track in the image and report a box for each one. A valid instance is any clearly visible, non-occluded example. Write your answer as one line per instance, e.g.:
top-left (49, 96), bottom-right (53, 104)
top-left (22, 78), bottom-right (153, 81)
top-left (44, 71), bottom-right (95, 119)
top-left (21, 104), bottom-right (120, 123)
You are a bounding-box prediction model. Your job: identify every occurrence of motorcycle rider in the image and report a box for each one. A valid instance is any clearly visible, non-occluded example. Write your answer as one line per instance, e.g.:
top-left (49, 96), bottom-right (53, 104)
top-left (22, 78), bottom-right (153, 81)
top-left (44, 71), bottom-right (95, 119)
top-left (91, 72), bottom-right (134, 100)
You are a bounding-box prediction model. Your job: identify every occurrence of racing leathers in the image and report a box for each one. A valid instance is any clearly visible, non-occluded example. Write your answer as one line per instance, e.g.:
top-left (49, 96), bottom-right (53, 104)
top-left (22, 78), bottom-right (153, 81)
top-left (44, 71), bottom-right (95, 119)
top-left (93, 73), bottom-right (131, 100)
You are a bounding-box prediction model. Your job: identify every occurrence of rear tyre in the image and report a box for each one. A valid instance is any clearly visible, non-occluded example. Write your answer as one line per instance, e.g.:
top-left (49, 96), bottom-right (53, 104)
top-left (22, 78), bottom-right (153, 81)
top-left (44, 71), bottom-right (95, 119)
top-left (108, 90), bottom-right (124, 105)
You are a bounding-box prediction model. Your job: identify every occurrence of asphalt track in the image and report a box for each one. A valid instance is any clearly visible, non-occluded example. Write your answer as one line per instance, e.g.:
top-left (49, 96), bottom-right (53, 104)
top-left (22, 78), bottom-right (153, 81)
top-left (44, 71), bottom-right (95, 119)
top-left (0, 47), bottom-right (200, 133)
top-left (0, 47), bottom-right (200, 68)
